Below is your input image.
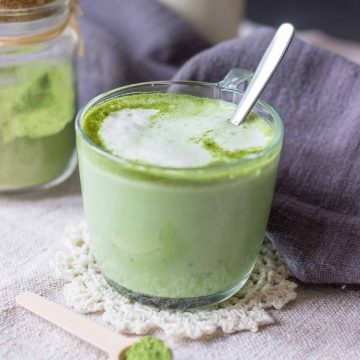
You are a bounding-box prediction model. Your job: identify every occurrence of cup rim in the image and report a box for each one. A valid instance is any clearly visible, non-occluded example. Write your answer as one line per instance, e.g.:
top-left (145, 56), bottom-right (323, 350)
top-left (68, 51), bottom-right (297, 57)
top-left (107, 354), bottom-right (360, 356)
top-left (75, 80), bottom-right (284, 174)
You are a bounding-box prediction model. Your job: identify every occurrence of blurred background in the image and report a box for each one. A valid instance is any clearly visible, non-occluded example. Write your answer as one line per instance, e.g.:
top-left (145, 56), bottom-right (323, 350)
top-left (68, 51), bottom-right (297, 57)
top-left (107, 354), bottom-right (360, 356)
top-left (157, 0), bottom-right (360, 65)
top-left (247, 0), bottom-right (358, 41)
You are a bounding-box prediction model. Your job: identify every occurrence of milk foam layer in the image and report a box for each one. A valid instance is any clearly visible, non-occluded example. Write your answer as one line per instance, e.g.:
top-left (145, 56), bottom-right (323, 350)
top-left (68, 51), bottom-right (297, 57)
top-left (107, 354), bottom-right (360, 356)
top-left (84, 93), bottom-right (274, 168)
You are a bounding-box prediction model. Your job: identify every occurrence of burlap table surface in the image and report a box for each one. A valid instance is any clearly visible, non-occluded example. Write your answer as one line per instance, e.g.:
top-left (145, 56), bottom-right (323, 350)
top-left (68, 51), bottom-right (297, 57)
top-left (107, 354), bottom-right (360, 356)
top-left (1, 172), bottom-right (359, 360)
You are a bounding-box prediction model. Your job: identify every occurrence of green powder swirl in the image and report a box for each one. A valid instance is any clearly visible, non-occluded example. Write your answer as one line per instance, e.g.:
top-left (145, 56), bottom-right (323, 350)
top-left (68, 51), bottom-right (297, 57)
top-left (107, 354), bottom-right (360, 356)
top-left (124, 336), bottom-right (172, 360)
top-left (83, 93), bottom-right (210, 148)
top-left (201, 137), bottom-right (264, 164)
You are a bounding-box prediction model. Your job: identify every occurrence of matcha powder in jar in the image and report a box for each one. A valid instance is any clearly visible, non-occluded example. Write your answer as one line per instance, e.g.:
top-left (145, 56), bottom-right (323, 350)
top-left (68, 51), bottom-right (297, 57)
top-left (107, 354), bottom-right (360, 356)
top-left (0, 0), bottom-right (79, 192)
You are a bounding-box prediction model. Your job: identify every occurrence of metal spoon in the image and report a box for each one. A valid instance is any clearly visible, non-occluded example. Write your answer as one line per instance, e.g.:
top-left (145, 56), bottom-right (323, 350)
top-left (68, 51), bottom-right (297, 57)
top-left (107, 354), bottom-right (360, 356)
top-left (231, 23), bottom-right (295, 126)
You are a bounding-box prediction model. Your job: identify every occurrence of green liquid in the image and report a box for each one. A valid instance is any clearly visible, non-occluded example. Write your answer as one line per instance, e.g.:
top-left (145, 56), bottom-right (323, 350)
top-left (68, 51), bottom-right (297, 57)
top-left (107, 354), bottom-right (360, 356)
top-left (78, 93), bottom-right (281, 301)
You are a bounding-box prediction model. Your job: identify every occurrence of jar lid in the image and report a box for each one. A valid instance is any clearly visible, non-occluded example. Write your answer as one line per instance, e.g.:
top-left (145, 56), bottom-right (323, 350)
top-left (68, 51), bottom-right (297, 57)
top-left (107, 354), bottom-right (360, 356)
top-left (0, 1), bottom-right (55, 9)
top-left (0, 0), bottom-right (67, 22)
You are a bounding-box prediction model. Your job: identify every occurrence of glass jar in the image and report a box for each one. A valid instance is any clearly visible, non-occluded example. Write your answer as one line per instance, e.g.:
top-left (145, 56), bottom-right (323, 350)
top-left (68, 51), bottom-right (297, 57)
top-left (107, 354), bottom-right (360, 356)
top-left (0, 0), bottom-right (78, 192)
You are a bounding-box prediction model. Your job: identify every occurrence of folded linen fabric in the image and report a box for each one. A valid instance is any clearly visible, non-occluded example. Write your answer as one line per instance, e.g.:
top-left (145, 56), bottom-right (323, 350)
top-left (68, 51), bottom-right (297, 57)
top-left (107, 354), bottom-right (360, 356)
top-left (77, 0), bottom-right (360, 284)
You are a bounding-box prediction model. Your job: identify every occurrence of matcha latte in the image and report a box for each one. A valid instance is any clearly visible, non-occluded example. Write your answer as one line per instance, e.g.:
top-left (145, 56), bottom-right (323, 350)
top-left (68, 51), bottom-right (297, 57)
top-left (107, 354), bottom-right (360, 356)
top-left (76, 82), bottom-right (283, 308)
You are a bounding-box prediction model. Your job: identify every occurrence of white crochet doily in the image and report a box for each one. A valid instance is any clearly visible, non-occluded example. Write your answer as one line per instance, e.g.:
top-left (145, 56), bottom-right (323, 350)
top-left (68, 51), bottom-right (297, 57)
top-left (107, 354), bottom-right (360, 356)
top-left (53, 225), bottom-right (297, 339)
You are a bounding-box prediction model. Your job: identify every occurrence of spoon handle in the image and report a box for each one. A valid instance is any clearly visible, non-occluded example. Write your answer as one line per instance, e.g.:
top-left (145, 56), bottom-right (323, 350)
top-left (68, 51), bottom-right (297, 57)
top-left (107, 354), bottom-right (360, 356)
top-left (231, 23), bottom-right (294, 126)
top-left (16, 292), bottom-right (132, 357)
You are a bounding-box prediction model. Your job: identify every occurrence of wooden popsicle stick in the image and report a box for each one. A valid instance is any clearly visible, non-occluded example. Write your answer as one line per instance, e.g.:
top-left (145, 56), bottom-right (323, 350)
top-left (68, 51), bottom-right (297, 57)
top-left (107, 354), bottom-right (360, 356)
top-left (16, 292), bottom-right (134, 359)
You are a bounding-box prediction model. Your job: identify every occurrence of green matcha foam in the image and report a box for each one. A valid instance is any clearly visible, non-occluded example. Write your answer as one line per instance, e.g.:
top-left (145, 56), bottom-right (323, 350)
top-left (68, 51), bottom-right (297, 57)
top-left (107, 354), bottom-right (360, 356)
top-left (83, 93), bottom-right (275, 168)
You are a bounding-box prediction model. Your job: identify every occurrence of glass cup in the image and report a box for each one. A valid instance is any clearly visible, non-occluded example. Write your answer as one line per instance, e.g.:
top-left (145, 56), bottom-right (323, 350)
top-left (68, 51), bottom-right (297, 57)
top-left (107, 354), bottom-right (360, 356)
top-left (76, 69), bottom-right (283, 309)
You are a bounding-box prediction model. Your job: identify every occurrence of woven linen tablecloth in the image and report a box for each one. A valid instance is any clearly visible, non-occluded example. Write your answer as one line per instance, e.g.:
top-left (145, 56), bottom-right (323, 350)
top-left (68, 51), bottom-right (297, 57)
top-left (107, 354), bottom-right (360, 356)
top-left (1, 173), bottom-right (359, 360)
top-left (1, 28), bottom-right (360, 359)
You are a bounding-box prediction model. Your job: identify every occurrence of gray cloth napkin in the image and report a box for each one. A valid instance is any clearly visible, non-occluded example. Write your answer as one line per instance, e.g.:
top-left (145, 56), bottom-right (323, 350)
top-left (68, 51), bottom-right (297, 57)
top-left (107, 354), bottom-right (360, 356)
top-left (78, 0), bottom-right (360, 284)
